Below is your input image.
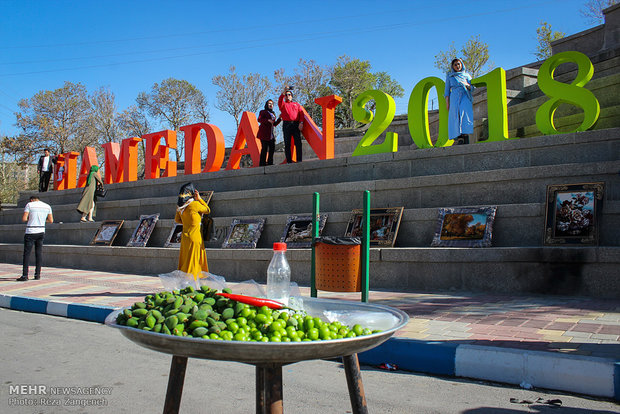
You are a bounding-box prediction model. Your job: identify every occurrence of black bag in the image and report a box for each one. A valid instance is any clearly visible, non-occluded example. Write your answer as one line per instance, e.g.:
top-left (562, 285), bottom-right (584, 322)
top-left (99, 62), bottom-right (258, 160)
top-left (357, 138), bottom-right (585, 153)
top-left (201, 214), bottom-right (214, 242)
top-left (95, 182), bottom-right (107, 198)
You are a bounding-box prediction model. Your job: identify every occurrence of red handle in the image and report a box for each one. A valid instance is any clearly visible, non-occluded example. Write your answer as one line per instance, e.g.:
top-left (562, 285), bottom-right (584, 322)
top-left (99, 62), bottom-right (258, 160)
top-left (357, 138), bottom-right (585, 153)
top-left (215, 293), bottom-right (285, 309)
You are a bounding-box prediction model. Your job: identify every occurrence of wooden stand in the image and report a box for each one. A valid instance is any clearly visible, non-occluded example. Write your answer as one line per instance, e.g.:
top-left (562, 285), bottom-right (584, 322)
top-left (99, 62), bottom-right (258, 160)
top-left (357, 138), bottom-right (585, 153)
top-left (162, 353), bottom-right (367, 414)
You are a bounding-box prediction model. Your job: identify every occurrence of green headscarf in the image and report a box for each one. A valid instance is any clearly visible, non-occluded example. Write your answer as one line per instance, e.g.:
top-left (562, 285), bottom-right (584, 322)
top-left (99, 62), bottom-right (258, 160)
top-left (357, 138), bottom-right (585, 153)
top-left (86, 165), bottom-right (99, 186)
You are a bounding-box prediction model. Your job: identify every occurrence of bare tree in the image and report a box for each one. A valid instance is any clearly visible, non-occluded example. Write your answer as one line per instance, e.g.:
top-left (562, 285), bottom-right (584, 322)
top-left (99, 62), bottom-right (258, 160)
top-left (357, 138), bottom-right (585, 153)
top-left (90, 86), bottom-right (119, 145)
top-left (274, 59), bottom-right (330, 122)
top-left (136, 78), bottom-right (208, 161)
top-left (581, 0), bottom-right (617, 24)
top-left (434, 35), bottom-right (493, 78)
top-left (9, 81), bottom-right (93, 163)
top-left (212, 65), bottom-right (272, 134)
top-left (534, 22), bottom-right (566, 60)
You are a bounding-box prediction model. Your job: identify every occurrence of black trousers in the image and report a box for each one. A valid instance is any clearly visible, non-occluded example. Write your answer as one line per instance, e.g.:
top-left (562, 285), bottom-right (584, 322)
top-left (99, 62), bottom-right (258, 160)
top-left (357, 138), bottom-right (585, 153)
top-left (282, 121), bottom-right (302, 163)
top-left (259, 139), bottom-right (275, 166)
top-left (23, 232), bottom-right (44, 277)
top-left (39, 171), bottom-right (52, 192)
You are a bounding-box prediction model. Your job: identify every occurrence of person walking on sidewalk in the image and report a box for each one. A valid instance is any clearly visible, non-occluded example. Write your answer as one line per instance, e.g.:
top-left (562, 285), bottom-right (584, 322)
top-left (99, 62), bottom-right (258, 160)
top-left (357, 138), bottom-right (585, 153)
top-left (17, 195), bottom-right (53, 281)
top-left (278, 87), bottom-right (304, 163)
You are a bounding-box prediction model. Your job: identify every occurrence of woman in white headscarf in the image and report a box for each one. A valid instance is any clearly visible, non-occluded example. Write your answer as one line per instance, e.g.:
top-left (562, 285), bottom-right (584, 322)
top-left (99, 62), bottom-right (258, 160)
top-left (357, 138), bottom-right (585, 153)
top-left (444, 58), bottom-right (474, 145)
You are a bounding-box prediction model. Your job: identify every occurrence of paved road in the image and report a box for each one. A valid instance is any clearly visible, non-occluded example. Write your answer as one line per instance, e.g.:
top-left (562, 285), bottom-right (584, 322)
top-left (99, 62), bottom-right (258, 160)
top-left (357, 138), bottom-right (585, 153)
top-left (0, 309), bottom-right (617, 413)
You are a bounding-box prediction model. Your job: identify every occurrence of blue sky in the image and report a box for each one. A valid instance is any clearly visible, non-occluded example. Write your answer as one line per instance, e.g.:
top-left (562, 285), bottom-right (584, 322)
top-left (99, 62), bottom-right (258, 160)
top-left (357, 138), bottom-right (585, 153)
top-left (0, 0), bottom-right (597, 146)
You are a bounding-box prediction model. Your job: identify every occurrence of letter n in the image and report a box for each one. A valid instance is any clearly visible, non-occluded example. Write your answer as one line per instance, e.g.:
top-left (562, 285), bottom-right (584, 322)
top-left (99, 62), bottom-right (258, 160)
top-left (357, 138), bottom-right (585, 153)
top-left (102, 137), bottom-right (142, 184)
top-left (296, 94), bottom-right (342, 162)
top-left (226, 112), bottom-right (260, 170)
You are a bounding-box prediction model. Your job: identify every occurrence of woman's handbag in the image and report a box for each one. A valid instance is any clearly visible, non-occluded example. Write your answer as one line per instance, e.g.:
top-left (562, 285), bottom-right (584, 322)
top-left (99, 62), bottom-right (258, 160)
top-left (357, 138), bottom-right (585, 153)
top-left (95, 182), bottom-right (107, 198)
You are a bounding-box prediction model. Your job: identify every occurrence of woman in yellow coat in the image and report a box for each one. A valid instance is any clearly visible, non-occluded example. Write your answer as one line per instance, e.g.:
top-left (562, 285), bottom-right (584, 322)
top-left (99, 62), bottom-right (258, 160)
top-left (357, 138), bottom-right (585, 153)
top-left (175, 183), bottom-right (210, 279)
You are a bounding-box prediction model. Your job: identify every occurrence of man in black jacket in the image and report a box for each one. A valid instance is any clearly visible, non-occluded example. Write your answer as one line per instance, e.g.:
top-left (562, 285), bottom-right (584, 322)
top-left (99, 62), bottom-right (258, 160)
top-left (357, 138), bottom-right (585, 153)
top-left (37, 149), bottom-right (55, 192)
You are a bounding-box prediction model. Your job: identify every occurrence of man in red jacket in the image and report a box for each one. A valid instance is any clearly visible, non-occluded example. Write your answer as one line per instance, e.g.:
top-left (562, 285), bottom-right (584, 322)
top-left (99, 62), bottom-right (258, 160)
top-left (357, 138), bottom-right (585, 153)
top-left (278, 87), bottom-right (304, 163)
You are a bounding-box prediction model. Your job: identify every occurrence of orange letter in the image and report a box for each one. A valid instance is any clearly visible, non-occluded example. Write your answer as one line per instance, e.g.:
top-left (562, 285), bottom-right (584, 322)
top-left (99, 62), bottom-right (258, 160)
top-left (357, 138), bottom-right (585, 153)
top-left (77, 147), bottom-right (99, 188)
top-left (142, 130), bottom-right (177, 179)
top-left (226, 112), bottom-right (261, 170)
top-left (102, 137), bottom-right (142, 184)
top-left (300, 95), bottom-right (342, 160)
top-left (54, 151), bottom-right (80, 190)
top-left (180, 123), bottom-right (225, 174)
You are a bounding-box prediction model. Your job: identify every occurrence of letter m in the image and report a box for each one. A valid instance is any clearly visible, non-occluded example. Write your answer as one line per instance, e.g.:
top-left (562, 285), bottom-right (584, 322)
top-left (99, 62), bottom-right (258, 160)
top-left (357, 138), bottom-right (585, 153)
top-left (102, 137), bottom-right (142, 184)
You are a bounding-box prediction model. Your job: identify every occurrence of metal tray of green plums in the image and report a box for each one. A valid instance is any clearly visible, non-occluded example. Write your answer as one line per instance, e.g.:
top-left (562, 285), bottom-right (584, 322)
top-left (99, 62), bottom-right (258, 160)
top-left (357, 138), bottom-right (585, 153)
top-left (106, 297), bottom-right (409, 365)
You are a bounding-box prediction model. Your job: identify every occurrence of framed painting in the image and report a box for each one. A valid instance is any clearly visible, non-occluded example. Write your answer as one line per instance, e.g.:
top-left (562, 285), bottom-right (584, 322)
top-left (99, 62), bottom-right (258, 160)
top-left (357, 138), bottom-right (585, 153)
top-left (164, 223), bottom-right (184, 248)
top-left (544, 182), bottom-right (604, 245)
top-left (221, 218), bottom-right (266, 249)
top-left (126, 213), bottom-right (160, 247)
top-left (199, 191), bottom-right (213, 205)
top-left (90, 220), bottom-right (124, 246)
top-left (280, 214), bottom-right (328, 248)
top-left (344, 207), bottom-right (404, 247)
top-left (431, 206), bottom-right (497, 248)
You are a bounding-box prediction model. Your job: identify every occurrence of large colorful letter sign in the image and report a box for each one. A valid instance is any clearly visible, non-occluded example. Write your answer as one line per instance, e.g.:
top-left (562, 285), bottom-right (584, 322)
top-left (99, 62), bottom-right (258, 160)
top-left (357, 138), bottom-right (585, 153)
top-left (408, 77), bottom-right (450, 148)
top-left (471, 67), bottom-right (509, 141)
top-left (351, 90), bottom-right (398, 156)
top-left (143, 130), bottom-right (177, 179)
top-left (226, 112), bottom-right (261, 170)
top-left (301, 95), bottom-right (343, 160)
top-left (102, 137), bottom-right (141, 184)
top-left (180, 123), bottom-right (225, 174)
top-left (535, 51), bottom-right (600, 134)
top-left (77, 147), bottom-right (99, 187)
top-left (54, 151), bottom-right (80, 190)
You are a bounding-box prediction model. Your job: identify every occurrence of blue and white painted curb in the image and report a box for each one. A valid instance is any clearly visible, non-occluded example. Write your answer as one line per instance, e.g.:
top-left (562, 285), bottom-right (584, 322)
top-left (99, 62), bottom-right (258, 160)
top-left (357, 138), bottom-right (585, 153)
top-left (1, 294), bottom-right (618, 401)
top-left (0, 294), bottom-right (114, 323)
top-left (359, 338), bottom-right (619, 400)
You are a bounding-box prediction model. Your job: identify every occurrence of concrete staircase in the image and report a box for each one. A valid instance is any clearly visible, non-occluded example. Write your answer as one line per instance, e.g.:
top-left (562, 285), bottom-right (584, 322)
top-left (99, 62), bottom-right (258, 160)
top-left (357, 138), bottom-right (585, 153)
top-left (0, 127), bottom-right (618, 298)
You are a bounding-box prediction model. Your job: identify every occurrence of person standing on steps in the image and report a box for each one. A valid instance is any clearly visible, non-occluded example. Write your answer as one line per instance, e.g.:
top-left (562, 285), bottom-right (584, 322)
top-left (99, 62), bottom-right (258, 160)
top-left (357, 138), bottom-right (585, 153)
top-left (278, 86), bottom-right (304, 163)
top-left (17, 195), bottom-right (53, 281)
top-left (76, 165), bottom-right (103, 222)
top-left (257, 99), bottom-right (281, 166)
top-left (444, 58), bottom-right (474, 145)
top-left (37, 148), bottom-right (56, 192)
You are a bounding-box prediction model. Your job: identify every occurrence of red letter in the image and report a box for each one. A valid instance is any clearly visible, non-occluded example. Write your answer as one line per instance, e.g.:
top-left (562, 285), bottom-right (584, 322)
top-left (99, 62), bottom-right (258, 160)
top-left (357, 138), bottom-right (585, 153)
top-left (54, 151), bottom-right (80, 190)
top-left (77, 147), bottom-right (99, 187)
top-left (102, 137), bottom-right (142, 184)
top-left (301, 95), bottom-right (342, 160)
top-left (226, 112), bottom-right (261, 170)
top-left (180, 123), bottom-right (225, 174)
top-left (142, 130), bottom-right (177, 179)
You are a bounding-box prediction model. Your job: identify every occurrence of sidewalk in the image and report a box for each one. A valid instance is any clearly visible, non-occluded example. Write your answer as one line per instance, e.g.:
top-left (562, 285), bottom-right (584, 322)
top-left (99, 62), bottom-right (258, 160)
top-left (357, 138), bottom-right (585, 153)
top-left (0, 263), bottom-right (618, 400)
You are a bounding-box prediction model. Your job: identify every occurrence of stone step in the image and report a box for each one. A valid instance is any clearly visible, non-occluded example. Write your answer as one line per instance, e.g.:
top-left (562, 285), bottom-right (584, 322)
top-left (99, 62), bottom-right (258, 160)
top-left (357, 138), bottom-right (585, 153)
top-left (1, 243), bottom-right (617, 298)
top-left (1, 200), bottom-right (619, 249)
top-left (14, 128), bottom-right (619, 209)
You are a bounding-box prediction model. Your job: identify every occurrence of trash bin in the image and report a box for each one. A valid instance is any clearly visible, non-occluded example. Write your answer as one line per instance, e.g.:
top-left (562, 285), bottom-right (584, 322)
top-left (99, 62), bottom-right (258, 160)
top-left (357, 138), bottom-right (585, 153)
top-left (314, 237), bottom-right (362, 292)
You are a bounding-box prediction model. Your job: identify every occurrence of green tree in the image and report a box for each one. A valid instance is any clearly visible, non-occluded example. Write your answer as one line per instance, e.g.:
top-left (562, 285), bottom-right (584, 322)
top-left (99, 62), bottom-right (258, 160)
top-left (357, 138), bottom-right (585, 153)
top-left (581, 0), bottom-right (617, 24)
top-left (136, 78), bottom-right (208, 161)
top-left (8, 81), bottom-right (94, 163)
top-left (212, 66), bottom-right (271, 143)
top-left (534, 22), bottom-right (566, 60)
top-left (434, 35), bottom-right (493, 78)
top-left (327, 56), bottom-right (404, 129)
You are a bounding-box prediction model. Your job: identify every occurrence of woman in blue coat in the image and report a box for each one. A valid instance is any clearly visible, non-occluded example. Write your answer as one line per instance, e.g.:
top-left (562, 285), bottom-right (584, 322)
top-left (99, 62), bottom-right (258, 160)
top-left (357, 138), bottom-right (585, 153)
top-left (444, 58), bottom-right (473, 145)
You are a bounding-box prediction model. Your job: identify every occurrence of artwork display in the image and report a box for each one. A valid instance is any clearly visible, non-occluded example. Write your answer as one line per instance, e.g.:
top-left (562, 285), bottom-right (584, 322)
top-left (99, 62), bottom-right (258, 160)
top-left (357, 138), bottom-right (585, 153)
top-left (90, 220), bottom-right (124, 246)
top-left (221, 218), bottom-right (266, 249)
top-left (164, 223), bottom-right (183, 248)
top-left (344, 207), bottom-right (404, 247)
top-left (199, 191), bottom-right (213, 205)
top-left (544, 182), bottom-right (604, 245)
top-left (127, 214), bottom-right (160, 247)
top-left (280, 214), bottom-right (327, 248)
top-left (431, 206), bottom-right (497, 248)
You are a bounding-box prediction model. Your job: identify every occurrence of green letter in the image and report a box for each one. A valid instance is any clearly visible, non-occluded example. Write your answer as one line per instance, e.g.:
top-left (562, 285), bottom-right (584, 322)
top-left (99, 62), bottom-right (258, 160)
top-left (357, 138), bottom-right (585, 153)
top-left (351, 90), bottom-right (398, 156)
top-left (408, 76), bottom-right (449, 148)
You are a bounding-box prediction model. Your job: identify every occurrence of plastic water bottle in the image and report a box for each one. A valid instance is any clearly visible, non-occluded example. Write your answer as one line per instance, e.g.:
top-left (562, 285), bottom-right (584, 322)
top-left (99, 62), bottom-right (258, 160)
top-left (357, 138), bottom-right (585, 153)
top-left (266, 242), bottom-right (291, 306)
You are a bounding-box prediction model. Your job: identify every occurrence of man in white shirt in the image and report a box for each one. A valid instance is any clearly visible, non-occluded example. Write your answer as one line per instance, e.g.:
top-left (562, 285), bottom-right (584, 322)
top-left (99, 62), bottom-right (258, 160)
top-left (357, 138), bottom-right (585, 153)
top-left (17, 196), bottom-right (53, 281)
top-left (37, 148), bottom-right (55, 192)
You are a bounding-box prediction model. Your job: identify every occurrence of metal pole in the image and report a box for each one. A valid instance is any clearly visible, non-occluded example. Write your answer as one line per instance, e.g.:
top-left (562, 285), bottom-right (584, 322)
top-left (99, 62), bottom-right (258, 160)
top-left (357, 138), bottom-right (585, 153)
top-left (311, 192), bottom-right (319, 298)
top-left (361, 191), bottom-right (370, 302)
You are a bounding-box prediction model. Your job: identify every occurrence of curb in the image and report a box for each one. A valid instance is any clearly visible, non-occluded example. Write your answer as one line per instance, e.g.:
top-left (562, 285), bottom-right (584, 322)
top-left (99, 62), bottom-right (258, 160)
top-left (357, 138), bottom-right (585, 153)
top-left (1, 293), bottom-right (618, 401)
